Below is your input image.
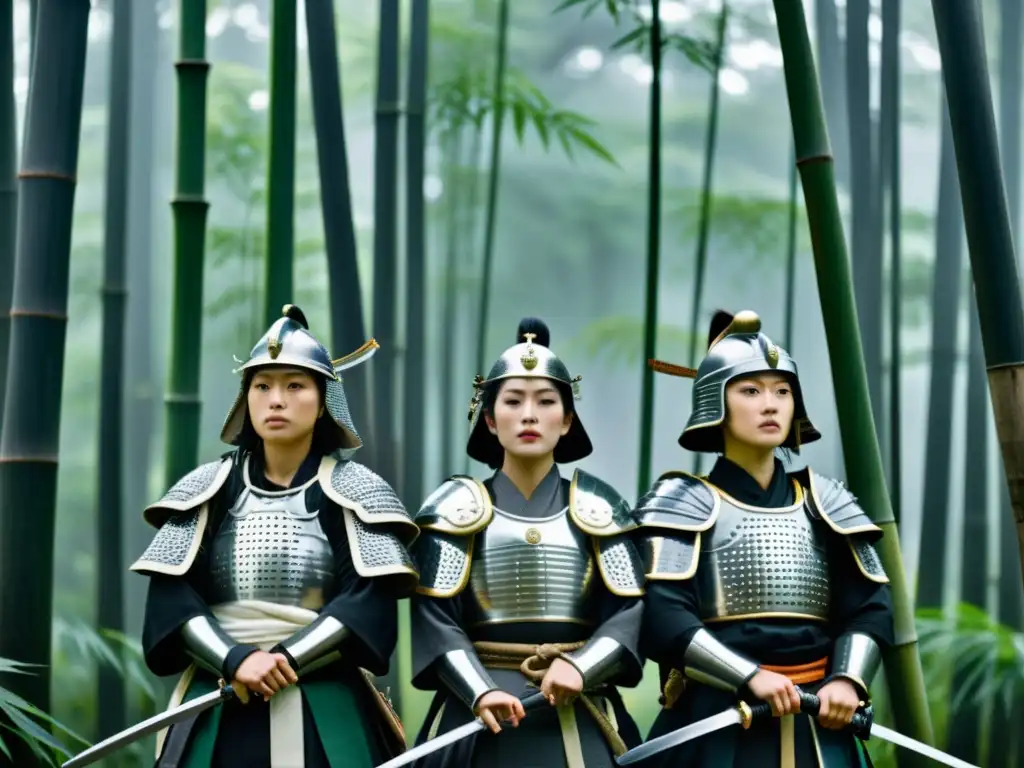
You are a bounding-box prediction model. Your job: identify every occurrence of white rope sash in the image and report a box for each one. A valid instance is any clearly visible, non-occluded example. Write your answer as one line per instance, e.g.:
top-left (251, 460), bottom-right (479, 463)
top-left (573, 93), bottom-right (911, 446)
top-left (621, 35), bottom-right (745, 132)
top-left (157, 600), bottom-right (320, 767)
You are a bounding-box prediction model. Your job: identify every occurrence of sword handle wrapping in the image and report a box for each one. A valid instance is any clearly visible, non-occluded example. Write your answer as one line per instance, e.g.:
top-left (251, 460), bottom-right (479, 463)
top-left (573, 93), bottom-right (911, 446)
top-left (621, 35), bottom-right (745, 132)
top-left (741, 693), bottom-right (873, 738)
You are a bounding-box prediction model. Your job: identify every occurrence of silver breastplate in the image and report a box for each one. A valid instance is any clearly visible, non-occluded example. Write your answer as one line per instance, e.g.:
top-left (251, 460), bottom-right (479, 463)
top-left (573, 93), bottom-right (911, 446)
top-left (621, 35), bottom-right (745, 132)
top-left (464, 507), bottom-right (597, 627)
top-left (207, 464), bottom-right (335, 609)
top-left (696, 488), bottom-right (830, 622)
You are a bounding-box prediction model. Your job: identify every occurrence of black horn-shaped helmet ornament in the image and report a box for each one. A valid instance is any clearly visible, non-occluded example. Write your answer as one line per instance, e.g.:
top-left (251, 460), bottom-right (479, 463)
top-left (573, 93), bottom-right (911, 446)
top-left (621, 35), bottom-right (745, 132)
top-left (649, 309), bottom-right (821, 453)
top-left (466, 317), bottom-right (591, 467)
top-left (220, 304), bottom-right (379, 452)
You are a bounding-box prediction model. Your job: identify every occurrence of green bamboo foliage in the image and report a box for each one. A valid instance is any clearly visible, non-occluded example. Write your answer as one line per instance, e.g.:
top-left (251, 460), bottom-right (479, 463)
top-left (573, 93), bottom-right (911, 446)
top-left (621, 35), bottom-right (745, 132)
top-left (304, 0), bottom-right (371, 440)
top-left (930, 0), bottom-right (1024, 599)
top-left (770, 0), bottom-right (935, 747)
top-left (0, 0), bottom-right (14, 442)
top-left (263, 0), bottom-right (296, 326)
top-left (165, 0), bottom-right (211, 489)
top-left (403, 0), bottom-right (429, 505)
top-left (372, 0), bottom-right (400, 478)
top-left (473, 0), bottom-right (509, 380)
top-left (686, 4), bottom-right (727, 477)
top-left (0, 0), bottom-right (91, 737)
top-left (635, 0), bottom-right (662, 499)
top-left (96, 0), bottom-right (131, 740)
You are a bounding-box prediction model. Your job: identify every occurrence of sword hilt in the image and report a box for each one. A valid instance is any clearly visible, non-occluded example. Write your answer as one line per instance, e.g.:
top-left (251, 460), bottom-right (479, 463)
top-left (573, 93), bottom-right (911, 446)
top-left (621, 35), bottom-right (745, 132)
top-left (740, 692), bottom-right (873, 738)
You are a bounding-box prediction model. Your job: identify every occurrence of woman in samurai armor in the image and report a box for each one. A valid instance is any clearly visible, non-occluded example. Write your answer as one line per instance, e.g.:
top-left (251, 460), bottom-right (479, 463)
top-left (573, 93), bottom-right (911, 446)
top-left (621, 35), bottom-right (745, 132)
top-left (407, 317), bottom-right (647, 768)
top-left (130, 305), bottom-right (418, 767)
top-left (634, 309), bottom-right (894, 767)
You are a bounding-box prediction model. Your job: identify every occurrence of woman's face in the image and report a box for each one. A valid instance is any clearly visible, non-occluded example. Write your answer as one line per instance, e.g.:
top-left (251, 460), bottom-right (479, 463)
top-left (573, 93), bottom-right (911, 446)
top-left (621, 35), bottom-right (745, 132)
top-left (485, 377), bottom-right (572, 462)
top-left (723, 372), bottom-right (795, 451)
top-left (247, 367), bottom-right (323, 446)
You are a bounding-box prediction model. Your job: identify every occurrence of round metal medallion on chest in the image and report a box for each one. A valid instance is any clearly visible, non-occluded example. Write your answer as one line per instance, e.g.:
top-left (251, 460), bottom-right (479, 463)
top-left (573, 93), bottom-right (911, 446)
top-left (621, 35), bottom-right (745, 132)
top-left (525, 527), bottom-right (542, 544)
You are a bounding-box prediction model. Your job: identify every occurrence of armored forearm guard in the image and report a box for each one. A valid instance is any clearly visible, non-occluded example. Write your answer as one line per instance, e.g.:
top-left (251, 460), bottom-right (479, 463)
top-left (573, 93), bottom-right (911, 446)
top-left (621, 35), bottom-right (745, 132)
top-left (563, 636), bottom-right (625, 689)
top-left (181, 615), bottom-right (237, 676)
top-left (277, 616), bottom-right (350, 675)
top-left (436, 649), bottom-right (499, 711)
top-left (682, 628), bottom-right (759, 692)
top-left (827, 632), bottom-right (881, 700)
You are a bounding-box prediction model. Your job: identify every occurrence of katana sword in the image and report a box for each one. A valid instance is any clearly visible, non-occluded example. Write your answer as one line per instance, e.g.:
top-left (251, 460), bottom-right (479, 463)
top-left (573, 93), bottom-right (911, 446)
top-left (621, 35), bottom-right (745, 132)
top-left (61, 682), bottom-right (238, 768)
top-left (615, 692), bottom-right (978, 768)
top-left (373, 691), bottom-right (549, 768)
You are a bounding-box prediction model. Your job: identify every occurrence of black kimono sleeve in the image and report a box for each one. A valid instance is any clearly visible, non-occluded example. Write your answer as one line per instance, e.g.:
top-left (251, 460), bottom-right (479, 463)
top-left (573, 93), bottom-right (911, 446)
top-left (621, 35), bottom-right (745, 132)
top-left (827, 533), bottom-right (896, 648)
top-left (409, 591), bottom-right (478, 690)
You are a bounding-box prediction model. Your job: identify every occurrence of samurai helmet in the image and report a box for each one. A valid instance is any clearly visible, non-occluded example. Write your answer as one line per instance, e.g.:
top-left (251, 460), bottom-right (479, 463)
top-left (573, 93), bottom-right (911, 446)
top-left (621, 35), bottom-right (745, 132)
top-left (653, 309), bottom-right (821, 453)
top-left (220, 304), bottom-right (379, 453)
top-left (466, 317), bottom-right (592, 467)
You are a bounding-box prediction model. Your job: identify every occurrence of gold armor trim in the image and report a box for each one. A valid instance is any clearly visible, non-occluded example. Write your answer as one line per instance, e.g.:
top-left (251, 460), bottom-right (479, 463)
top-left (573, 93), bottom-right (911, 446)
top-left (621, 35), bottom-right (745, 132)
top-left (846, 539), bottom-right (890, 584)
top-left (643, 471), bottom-right (722, 532)
top-left (644, 533), bottom-right (703, 581)
top-left (703, 477), bottom-right (805, 512)
top-left (567, 469), bottom-right (636, 535)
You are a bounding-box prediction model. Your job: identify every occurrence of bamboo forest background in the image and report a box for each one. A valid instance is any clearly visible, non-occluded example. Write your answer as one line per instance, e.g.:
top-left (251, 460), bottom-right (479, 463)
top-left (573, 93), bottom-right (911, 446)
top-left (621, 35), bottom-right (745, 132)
top-left (1, 0), bottom-right (1023, 765)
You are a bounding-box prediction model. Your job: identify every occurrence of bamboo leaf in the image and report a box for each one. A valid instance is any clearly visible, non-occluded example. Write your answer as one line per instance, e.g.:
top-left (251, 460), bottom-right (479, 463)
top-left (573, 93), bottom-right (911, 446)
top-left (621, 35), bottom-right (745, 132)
top-left (0, 702), bottom-right (69, 760)
top-left (511, 99), bottom-right (527, 144)
top-left (611, 25), bottom-right (646, 51)
top-left (531, 112), bottom-right (551, 149)
top-left (563, 125), bottom-right (618, 166)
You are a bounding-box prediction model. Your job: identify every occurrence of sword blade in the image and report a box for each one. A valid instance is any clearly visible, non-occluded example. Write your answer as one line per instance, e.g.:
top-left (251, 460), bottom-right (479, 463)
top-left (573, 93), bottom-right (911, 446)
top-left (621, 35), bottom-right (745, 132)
top-left (871, 724), bottom-right (981, 768)
top-left (61, 686), bottom-right (234, 768)
top-left (616, 707), bottom-right (744, 765)
top-left (374, 718), bottom-right (486, 768)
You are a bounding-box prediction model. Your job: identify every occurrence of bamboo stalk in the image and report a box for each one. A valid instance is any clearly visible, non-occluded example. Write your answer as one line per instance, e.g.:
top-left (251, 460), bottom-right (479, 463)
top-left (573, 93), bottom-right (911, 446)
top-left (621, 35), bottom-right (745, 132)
top-left (635, 0), bottom-right (662, 499)
top-left (304, 0), bottom-right (371, 442)
top-left (402, 0), bottom-right (428, 504)
top-left (930, 0), bottom-right (1024, 605)
top-left (96, 0), bottom-right (131, 740)
top-left (371, 0), bottom-right (400, 477)
top-left (0, 0), bottom-right (91, 731)
top-left (917, 102), bottom-right (963, 608)
top-left (164, 0), bottom-right (210, 489)
top-left (771, 0), bottom-right (935, 749)
top-left (263, 0), bottom-right (296, 326)
top-left (0, 0), bottom-right (14, 443)
top-left (439, 130), bottom-right (462, 475)
top-left (474, 0), bottom-right (509, 380)
top-left (783, 147), bottom-right (798, 350)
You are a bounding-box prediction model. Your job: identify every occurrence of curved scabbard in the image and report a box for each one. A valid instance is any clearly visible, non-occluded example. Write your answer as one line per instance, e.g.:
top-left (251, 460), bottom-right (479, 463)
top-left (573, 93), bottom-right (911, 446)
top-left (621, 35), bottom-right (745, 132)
top-left (61, 684), bottom-right (236, 768)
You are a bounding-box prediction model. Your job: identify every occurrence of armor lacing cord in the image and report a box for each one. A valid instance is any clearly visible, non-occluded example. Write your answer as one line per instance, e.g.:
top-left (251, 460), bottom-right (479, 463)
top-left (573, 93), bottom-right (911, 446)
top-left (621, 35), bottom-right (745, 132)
top-left (471, 641), bottom-right (628, 761)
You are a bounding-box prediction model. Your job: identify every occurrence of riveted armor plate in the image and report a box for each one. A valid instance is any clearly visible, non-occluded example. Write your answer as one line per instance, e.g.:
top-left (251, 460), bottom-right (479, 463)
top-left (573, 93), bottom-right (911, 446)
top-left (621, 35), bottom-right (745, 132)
top-left (142, 458), bottom-right (232, 527)
top-left (642, 533), bottom-right (700, 580)
top-left (130, 509), bottom-right (209, 576)
top-left (412, 531), bottom-right (473, 597)
top-left (207, 472), bottom-right (335, 609)
top-left (696, 494), bottom-right (831, 622)
top-left (342, 509), bottom-right (419, 582)
top-left (595, 535), bottom-right (644, 597)
top-left (319, 458), bottom-right (418, 544)
top-left (464, 507), bottom-right (597, 626)
top-left (634, 472), bottom-right (719, 532)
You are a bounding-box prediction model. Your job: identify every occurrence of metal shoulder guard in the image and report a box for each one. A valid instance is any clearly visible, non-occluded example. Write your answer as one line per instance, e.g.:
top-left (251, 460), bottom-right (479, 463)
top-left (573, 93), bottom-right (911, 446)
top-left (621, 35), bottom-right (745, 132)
top-left (130, 458), bottom-right (233, 577)
top-left (318, 457), bottom-right (419, 589)
top-left (635, 472), bottom-right (719, 580)
top-left (567, 469), bottom-right (644, 597)
top-left (800, 468), bottom-right (889, 584)
top-left (411, 477), bottom-right (492, 598)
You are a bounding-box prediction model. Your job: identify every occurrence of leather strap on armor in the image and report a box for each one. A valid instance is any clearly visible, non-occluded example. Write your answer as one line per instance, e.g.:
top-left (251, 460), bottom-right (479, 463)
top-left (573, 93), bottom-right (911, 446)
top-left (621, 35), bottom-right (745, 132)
top-left (471, 640), bottom-right (628, 762)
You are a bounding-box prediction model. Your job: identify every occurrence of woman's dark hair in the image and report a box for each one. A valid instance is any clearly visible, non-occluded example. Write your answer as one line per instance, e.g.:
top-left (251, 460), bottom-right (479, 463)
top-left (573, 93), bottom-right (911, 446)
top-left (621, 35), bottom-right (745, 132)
top-left (236, 368), bottom-right (337, 456)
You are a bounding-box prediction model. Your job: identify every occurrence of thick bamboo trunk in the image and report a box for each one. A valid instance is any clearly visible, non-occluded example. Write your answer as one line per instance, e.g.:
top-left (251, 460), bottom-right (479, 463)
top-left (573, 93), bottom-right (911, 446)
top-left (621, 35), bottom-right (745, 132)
top-left (96, 0), bottom-right (131, 740)
top-left (263, 0), bottom-right (296, 326)
top-left (948, 296), bottom-right (988, 764)
top-left (881, 0), bottom-right (901, 520)
top-left (687, 5), bottom-right (727, 478)
top-left (402, 0), bottom-right (428, 504)
top-left (371, 0), bottom-right (400, 477)
top-left (473, 0), bottom-right (508, 379)
top-left (165, 0), bottom-right (210, 488)
top-left (0, 0), bottom-right (90, 745)
top-left (0, 0), bottom-right (12, 444)
top-left (917, 102), bottom-right (963, 607)
top-left (930, 0), bottom-right (1024, 602)
top-left (635, 0), bottom-right (662, 499)
top-left (814, 0), bottom-right (847, 188)
top-left (439, 130), bottom-right (462, 475)
top-left (783, 150), bottom-right (798, 350)
top-left (771, 0), bottom-right (935, 749)
top-left (304, 0), bottom-right (370, 442)
top-left (846, 0), bottom-right (884, 438)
